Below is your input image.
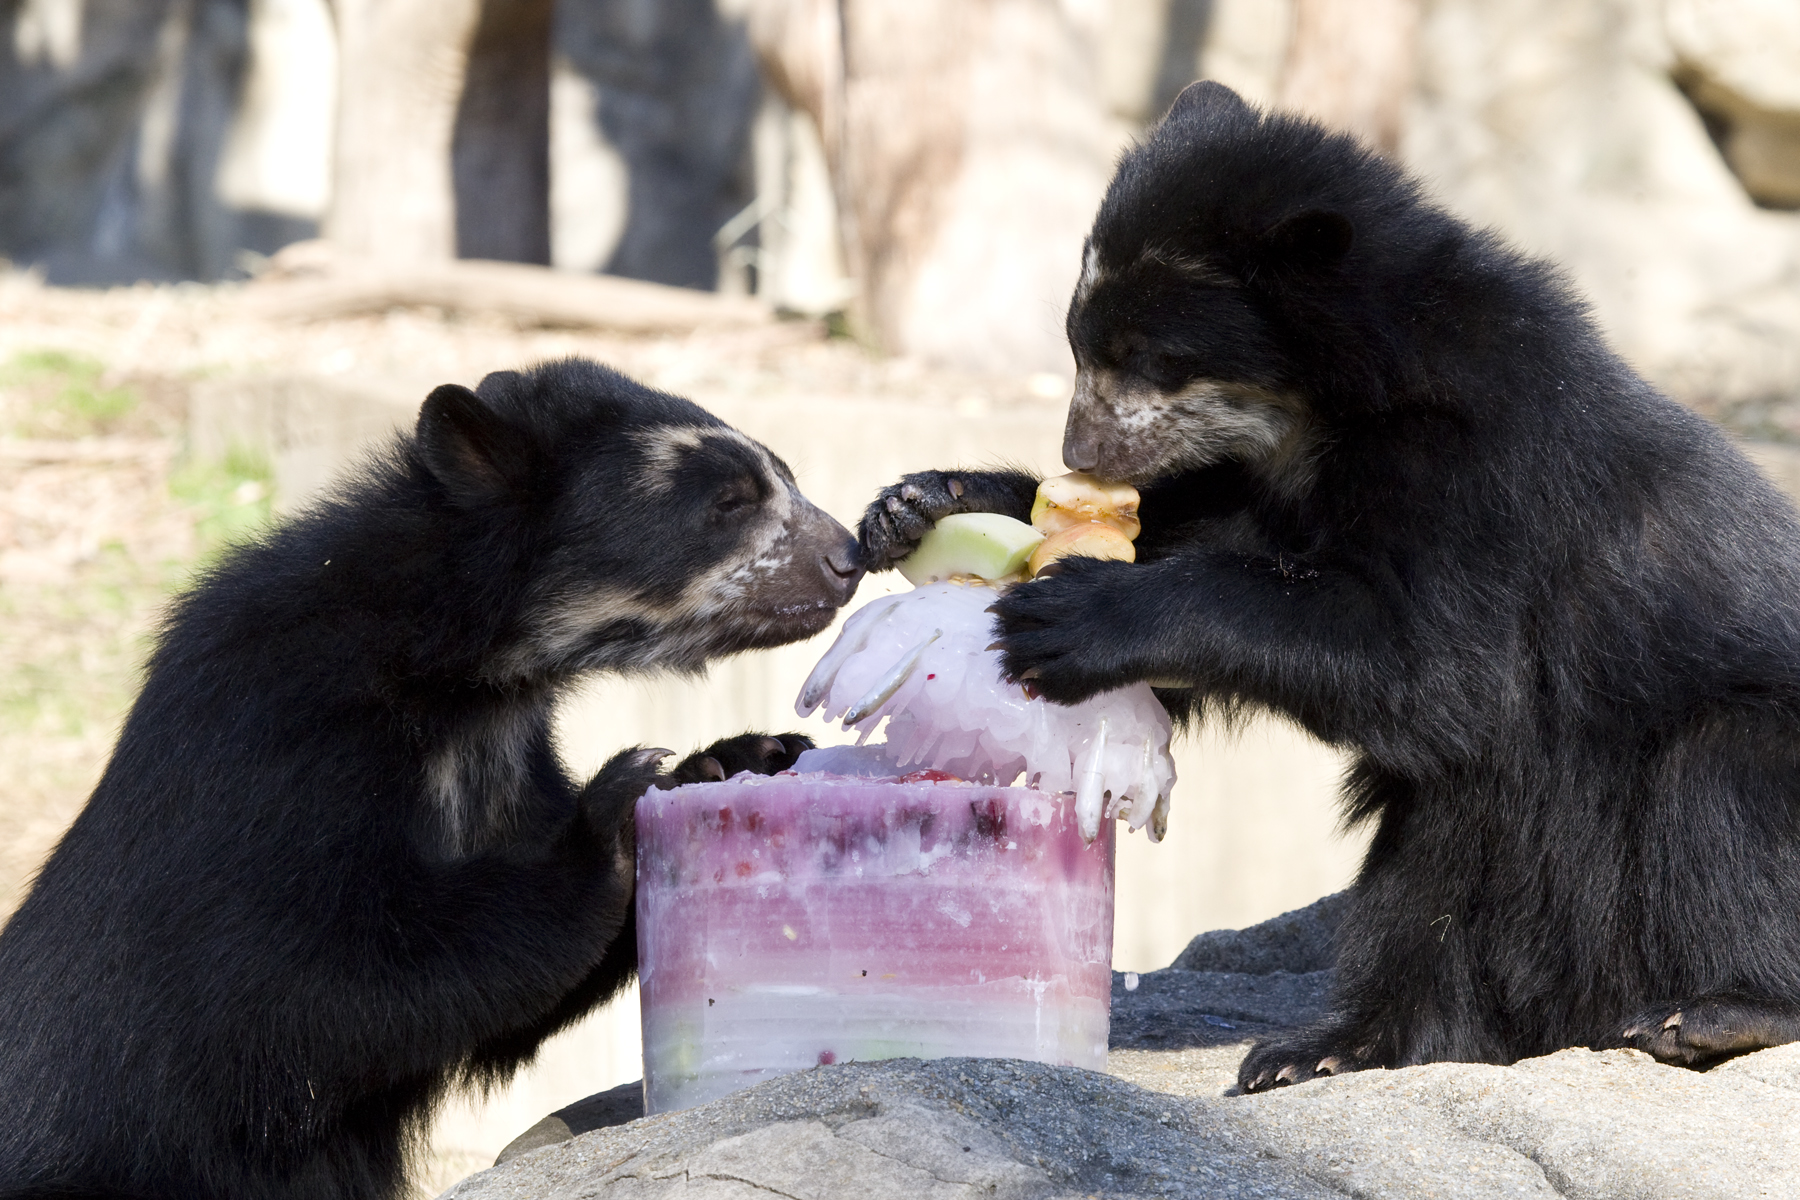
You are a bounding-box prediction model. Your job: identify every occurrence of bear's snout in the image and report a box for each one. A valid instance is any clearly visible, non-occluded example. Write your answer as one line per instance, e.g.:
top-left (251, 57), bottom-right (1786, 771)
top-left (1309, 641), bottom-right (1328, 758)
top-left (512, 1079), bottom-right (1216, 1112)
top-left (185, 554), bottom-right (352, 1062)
top-left (791, 504), bottom-right (864, 610)
top-left (1062, 370), bottom-right (1109, 474)
top-left (1063, 368), bottom-right (1154, 482)
top-left (820, 529), bottom-right (865, 605)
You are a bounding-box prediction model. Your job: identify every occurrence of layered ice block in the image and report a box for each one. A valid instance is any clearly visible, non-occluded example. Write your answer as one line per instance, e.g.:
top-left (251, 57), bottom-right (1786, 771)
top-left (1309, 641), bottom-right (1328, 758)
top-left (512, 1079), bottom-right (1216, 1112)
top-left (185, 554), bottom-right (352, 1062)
top-left (636, 772), bottom-right (1116, 1114)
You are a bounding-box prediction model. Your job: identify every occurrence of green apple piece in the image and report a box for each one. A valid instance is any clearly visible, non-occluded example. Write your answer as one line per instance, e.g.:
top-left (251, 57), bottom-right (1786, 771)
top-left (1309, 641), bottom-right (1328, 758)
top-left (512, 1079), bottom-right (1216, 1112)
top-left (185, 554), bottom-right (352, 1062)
top-left (898, 512), bottom-right (1046, 585)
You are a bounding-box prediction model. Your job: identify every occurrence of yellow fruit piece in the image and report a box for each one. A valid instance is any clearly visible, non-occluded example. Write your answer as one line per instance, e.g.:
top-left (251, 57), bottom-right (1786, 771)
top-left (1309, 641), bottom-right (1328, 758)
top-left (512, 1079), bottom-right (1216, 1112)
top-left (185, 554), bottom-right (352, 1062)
top-left (1031, 472), bottom-right (1141, 540)
top-left (1027, 522), bottom-right (1136, 577)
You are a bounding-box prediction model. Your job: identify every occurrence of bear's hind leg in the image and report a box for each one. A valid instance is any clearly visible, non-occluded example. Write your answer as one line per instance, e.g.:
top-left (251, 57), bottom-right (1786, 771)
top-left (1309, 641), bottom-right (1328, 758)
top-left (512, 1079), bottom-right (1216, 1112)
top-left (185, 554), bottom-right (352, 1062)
top-left (1618, 993), bottom-right (1800, 1067)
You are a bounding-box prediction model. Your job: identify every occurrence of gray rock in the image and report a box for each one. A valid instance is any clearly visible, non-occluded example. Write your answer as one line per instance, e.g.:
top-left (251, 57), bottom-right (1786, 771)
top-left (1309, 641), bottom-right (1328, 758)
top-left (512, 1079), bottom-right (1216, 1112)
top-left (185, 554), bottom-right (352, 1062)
top-left (451, 1057), bottom-right (1339, 1199)
top-left (461, 1045), bottom-right (1800, 1200)
top-left (494, 1080), bottom-right (645, 1165)
top-left (1230, 1044), bottom-right (1800, 1199)
top-left (1170, 892), bottom-right (1347, 976)
top-left (1712, 1038), bottom-right (1800, 1093)
top-left (455, 1045), bottom-right (1800, 1199)
top-left (1107, 968), bottom-right (1333, 1051)
top-left (460, 898), bottom-right (1800, 1198)
top-left (1104, 891), bottom-right (1339, 1053)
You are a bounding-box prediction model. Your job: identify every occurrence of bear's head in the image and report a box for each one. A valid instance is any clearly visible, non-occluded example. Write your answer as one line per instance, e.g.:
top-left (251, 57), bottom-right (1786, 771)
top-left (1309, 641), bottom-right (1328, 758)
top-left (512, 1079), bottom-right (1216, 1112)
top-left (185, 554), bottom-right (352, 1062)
top-left (1063, 80), bottom-right (1439, 487)
top-left (413, 359), bottom-right (863, 678)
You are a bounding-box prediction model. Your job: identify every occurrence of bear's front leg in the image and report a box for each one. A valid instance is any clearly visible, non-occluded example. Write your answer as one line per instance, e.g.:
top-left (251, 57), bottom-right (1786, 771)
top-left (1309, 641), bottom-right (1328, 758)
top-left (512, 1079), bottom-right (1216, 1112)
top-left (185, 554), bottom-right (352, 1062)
top-left (1618, 994), bottom-right (1800, 1067)
top-left (987, 550), bottom-right (1430, 762)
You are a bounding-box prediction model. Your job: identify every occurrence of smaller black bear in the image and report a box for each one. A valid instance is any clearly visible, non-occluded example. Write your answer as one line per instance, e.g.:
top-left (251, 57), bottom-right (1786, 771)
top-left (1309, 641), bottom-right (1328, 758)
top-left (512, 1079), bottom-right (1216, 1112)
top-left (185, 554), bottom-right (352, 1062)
top-left (0, 359), bottom-right (863, 1199)
top-left (862, 82), bottom-right (1800, 1089)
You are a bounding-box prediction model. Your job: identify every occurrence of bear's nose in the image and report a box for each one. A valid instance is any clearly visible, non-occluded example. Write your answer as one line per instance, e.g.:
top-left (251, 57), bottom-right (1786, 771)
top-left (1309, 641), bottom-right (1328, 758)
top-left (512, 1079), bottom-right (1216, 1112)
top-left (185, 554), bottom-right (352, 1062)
top-left (1063, 369), bottom-right (1106, 471)
top-left (1063, 427), bottom-right (1102, 472)
top-left (821, 535), bottom-right (864, 604)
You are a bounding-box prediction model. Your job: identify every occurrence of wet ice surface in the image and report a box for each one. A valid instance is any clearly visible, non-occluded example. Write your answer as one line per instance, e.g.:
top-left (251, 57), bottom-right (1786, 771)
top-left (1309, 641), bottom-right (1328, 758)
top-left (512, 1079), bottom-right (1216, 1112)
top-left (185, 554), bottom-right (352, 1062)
top-left (795, 581), bottom-right (1177, 841)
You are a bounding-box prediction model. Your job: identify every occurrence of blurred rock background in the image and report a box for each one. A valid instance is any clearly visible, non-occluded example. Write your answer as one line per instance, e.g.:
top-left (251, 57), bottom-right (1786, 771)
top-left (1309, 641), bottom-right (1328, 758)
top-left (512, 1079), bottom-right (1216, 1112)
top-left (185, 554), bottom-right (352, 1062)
top-left (1, 0), bottom-right (1798, 1191)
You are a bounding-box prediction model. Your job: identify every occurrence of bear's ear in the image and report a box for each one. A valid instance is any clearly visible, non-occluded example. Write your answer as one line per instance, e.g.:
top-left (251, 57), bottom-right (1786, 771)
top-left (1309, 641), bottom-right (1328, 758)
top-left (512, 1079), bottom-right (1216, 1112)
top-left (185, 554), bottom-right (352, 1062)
top-left (1166, 80), bottom-right (1252, 125)
top-left (416, 384), bottom-right (536, 505)
top-left (1264, 209), bottom-right (1354, 268)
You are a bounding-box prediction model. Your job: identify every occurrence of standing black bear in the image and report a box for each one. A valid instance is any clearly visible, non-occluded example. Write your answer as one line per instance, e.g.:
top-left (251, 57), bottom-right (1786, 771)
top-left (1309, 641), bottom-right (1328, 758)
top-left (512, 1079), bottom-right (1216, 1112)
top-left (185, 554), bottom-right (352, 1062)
top-left (862, 82), bottom-right (1800, 1089)
top-left (0, 359), bottom-right (862, 1198)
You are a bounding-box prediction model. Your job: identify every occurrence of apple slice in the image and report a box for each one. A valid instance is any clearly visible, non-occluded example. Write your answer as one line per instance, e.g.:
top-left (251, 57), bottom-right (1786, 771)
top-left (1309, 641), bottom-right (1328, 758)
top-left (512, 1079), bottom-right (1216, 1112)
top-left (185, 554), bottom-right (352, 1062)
top-left (1031, 472), bottom-right (1141, 539)
top-left (898, 513), bottom-right (1046, 585)
top-left (1027, 522), bottom-right (1135, 577)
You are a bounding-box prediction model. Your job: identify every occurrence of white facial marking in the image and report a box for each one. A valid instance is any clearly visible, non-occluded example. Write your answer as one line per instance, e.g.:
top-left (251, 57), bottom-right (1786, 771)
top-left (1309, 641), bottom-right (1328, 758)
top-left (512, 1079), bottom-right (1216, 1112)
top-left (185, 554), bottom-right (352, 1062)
top-left (1074, 243), bottom-right (1104, 306)
top-left (638, 425), bottom-right (710, 487)
top-left (1136, 245), bottom-right (1237, 286)
top-left (1068, 367), bottom-right (1309, 486)
top-left (494, 432), bottom-right (831, 679)
top-left (640, 424), bottom-right (778, 492)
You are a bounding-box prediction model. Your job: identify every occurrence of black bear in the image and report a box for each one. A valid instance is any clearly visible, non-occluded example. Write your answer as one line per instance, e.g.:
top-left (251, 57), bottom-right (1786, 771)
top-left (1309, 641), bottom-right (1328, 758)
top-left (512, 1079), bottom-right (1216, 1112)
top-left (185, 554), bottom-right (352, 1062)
top-left (0, 358), bottom-right (862, 1198)
top-left (861, 82), bottom-right (1800, 1090)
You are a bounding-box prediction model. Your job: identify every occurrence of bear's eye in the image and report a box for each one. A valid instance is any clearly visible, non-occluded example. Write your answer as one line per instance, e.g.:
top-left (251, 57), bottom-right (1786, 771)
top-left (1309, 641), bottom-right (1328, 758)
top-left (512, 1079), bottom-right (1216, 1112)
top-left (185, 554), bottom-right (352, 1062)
top-left (1138, 350), bottom-right (1183, 383)
top-left (713, 478), bottom-right (760, 517)
top-left (1107, 332), bottom-right (1146, 366)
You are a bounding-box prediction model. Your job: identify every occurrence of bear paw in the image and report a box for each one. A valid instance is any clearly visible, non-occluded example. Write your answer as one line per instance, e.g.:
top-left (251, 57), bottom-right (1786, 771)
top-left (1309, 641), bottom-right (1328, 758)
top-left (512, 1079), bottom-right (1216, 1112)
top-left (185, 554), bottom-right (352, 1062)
top-left (668, 733), bottom-right (813, 785)
top-left (1618, 994), bottom-right (1800, 1068)
top-left (1238, 1026), bottom-right (1382, 1093)
top-left (988, 560), bottom-right (1138, 703)
top-left (580, 746), bottom-right (675, 828)
top-left (858, 472), bottom-right (981, 570)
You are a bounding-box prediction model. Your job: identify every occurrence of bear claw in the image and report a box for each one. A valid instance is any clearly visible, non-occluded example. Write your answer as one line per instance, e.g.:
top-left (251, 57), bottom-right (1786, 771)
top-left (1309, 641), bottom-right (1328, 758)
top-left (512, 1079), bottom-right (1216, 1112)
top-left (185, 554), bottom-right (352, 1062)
top-left (1239, 1027), bottom-right (1382, 1092)
top-left (1616, 995), bottom-right (1800, 1068)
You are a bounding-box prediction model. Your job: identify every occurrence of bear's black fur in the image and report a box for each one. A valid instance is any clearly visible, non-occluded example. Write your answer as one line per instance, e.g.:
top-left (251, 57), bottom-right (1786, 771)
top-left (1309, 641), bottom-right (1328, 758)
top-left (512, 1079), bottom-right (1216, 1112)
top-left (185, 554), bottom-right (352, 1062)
top-left (861, 83), bottom-right (1800, 1088)
top-left (0, 358), bottom-right (863, 1198)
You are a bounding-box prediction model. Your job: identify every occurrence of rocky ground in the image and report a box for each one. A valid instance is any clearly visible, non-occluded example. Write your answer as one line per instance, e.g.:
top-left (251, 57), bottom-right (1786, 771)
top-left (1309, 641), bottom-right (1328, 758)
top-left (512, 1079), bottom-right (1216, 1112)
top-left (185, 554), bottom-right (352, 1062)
top-left (447, 896), bottom-right (1800, 1200)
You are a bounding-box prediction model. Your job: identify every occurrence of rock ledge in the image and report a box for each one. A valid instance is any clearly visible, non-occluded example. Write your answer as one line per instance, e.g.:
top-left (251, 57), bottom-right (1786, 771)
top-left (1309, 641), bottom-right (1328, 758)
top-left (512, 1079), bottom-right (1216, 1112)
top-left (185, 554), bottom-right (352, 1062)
top-left (447, 897), bottom-right (1800, 1199)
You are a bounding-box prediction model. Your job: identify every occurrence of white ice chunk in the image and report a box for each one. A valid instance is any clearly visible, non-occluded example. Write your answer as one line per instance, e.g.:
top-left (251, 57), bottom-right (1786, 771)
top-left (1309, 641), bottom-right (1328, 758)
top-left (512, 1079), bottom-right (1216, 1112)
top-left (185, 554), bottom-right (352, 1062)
top-left (798, 581), bottom-right (1176, 840)
top-left (791, 743), bottom-right (902, 777)
top-left (1074, 716), bottom-right (1108, 843)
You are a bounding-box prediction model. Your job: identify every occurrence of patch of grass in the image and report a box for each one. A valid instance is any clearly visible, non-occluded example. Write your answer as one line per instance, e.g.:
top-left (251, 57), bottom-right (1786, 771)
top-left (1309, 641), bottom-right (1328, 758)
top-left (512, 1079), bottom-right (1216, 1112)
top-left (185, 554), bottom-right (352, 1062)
top-left (0, 348), bottom-right (139, 437)
top-left (168, 444), bottom-right (276, 563)
top-left (0, 533), bottom-right (176, 915)
top-left (0, 541), bottom-right (166, 752)
top-left (822, 309), bottom-right (856, 340)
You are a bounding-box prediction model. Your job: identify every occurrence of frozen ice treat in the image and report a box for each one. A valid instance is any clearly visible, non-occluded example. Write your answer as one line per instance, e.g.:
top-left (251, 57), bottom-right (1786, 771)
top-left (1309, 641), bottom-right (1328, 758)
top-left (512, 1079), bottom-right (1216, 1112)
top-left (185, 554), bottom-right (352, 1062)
top-left (634, 472), bottom-right (1174, 1113)
top-left (636, 774), bottom-right (1114, 1113)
